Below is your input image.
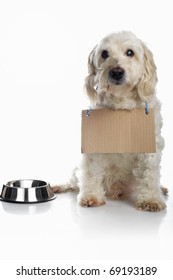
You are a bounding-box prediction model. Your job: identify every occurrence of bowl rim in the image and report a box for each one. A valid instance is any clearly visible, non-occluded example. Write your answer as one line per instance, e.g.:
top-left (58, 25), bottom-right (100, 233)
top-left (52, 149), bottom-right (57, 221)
top-left (4, 179), bottom-right (49, 189)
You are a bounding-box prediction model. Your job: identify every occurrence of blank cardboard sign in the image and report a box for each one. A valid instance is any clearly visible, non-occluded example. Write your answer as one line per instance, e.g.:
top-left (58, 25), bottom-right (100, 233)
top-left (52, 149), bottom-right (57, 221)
top-left (81, 108), bottom-right (156, 153)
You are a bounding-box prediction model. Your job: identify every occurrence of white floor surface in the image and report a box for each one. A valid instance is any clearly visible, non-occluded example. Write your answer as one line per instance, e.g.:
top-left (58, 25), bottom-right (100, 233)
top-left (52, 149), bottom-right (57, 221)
top-left (0, 188), bottom-right (172, 260)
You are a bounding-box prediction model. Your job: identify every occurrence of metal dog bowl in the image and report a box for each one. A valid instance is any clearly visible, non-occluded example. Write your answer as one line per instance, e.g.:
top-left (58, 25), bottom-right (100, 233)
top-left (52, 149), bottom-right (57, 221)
top-left (0, 179), bottom-right (56, 203)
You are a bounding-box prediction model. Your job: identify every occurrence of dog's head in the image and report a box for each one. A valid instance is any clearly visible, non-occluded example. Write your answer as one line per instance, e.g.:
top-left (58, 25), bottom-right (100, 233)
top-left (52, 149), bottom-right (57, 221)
top-left (85, 31), bottom-right (157, 106)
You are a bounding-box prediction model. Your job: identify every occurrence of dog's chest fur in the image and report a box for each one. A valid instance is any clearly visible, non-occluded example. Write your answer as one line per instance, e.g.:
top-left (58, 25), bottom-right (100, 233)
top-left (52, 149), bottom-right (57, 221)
top-left (84, 153), bottom-right (137, 187)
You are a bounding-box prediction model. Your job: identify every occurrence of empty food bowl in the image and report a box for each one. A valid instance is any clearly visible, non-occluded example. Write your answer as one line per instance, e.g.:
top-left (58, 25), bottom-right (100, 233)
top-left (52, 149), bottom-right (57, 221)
top-left (0, 179), bottom-right (56, 203)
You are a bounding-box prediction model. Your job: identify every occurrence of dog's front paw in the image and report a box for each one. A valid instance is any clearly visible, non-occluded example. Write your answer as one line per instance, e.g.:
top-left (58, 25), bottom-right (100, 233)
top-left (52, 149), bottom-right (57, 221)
top-left (78, 195), bottom-right (105, 207)
top-left (136, 200), bottom-right (166, 212)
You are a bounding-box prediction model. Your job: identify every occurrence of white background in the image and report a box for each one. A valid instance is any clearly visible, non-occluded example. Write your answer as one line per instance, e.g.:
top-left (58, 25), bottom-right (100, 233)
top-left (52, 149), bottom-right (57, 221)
top-left (0, 0), bottom-right (173, 274)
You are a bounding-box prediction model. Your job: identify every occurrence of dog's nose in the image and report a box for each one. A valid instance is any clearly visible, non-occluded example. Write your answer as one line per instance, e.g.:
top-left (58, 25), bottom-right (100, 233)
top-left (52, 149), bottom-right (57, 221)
top-left (109, 67), bottom-right (125, 81)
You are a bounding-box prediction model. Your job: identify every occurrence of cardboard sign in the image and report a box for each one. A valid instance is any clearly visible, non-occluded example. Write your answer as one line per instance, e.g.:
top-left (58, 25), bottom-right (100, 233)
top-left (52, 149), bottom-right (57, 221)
top-left (81, 108), bottom-right (156, 153)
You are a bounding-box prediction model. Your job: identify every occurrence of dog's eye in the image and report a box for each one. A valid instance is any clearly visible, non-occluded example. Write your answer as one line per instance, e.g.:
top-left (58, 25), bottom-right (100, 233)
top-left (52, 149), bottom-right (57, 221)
top-left (101, 50), bottom-right (109, 59)
top-left (125, 49), bottom-right (134, 57)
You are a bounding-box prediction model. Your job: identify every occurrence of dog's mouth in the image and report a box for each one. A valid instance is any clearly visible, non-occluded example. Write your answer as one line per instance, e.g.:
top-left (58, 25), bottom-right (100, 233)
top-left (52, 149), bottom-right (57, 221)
top-left (109, 78), bottom-right (125, 85)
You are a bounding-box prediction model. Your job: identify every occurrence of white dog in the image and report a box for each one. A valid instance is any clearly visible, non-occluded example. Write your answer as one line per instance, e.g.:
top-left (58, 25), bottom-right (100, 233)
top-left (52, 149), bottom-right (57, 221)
top-left (53, 31), bottom-right (167, 212)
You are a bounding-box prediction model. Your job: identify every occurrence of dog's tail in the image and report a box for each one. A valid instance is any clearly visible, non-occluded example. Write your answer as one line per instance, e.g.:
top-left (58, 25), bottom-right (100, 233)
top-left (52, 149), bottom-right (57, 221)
top-left (161, 186), bottom-right (168, 196)
top-left (51, 167), bottom-right (79, 193)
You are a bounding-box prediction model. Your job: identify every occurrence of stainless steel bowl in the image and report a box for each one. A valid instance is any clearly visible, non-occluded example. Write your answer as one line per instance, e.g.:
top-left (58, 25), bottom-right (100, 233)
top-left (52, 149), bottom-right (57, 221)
top-left (0, 179), bottom-right (56, 203)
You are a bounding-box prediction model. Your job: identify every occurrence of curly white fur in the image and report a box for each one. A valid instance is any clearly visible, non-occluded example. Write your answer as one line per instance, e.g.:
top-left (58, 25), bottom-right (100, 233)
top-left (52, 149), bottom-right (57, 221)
top-left (53, 31), bottom-right (167, 212)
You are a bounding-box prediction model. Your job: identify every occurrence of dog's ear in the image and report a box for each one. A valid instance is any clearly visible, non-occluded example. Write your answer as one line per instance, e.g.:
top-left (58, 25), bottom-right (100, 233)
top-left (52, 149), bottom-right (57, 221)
top-left (137, 43), bottom-right (157, 100)
top-left (84, 45), bottom-right (98, 104)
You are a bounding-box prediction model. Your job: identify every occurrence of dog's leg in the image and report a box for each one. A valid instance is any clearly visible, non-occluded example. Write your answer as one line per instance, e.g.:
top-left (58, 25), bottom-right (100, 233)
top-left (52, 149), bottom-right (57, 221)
top-left (78, 154), bottom-right (106, 207)
top-left (78, 177), bottom-right (106, 207)
top-left (132, 154), bottom-right (166, 212)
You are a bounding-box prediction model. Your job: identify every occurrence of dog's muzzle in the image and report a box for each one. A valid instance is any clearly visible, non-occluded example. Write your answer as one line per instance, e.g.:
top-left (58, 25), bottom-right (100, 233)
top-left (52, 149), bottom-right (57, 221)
top-left (109, 67), bottom-right (125, 85)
